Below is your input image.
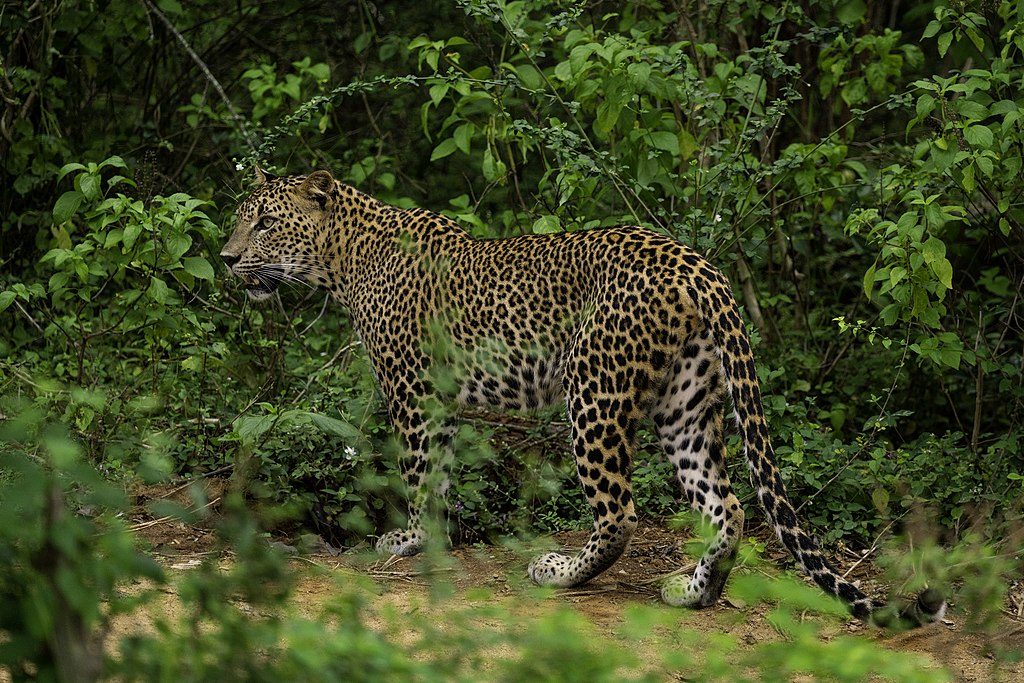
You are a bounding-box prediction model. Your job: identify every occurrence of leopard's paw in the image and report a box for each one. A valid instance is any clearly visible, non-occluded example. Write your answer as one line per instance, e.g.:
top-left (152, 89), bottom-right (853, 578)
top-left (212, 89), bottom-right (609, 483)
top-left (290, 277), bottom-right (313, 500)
top-left (375, 528), bottom-right (426, 557)
top-left (527, 552), bottom-right (577, 587)
top-left (660, 575), bottom-right (707, 608)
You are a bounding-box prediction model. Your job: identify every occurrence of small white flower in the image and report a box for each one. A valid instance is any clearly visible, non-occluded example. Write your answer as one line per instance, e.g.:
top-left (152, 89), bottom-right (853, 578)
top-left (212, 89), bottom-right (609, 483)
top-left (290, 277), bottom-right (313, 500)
top-left (343, 446), bottom-right (358, 460)
top-left (714, 213), bottom-right (723, 223)
top-left (235, 162), bottom-right (245, 171)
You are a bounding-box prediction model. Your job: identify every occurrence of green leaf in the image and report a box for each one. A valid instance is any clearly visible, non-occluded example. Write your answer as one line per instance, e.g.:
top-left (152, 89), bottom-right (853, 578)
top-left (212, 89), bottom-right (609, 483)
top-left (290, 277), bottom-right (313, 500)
top-left (532, 215), bottom-right (561, 234)
top-left (48, 272), bottom-right (68, 293)
top-left (183, 256), bottom-right (214, 280)
top-left (482, 148), bottom-right (506, 182)
top-left (648, 131), bottom-right (679, 155)
top-left (453, 123), bottom-right (473, 155)
top-left (865, 63), bottom-right (888, 93)
top-left (428, 83), bottom-right (448, 106)
top-left (56, 163), bottom-right (86, 183)
top-left (407, 36), bottom-right (432, 50)
top-left (889, 266), bottom-right (907, 287)
top-left (307, 62), bottom-right (330, 81)
top-left (122, 223), bottom-right (143, 251)
top-left (172, 269), bottom-right (195, 290)
top-left (938, 347), bottom-right (962, 369)
top-left (954, 99), bottom-right (987, 121)
top-left (156, 0), bottom-right (183, 14)
top-left (626, 62), bottom-right (651, 89)
top-left (430, 138), bottom-right (458, 162)
top-left (166, 233), bottom-right (192, 260)
top-left (678, 129), bottom-right (698, 160)
top-left (0, 291), bottom-right (15, 312)
top-left (836, 0), bottom-right (866, 24)
top-left (78, 174), bottom-right (101, 201)
top-left (931, 258), bottom-right (953, 289)
top-left (553, 60), bottom-right (572, 82)
top-left (921, 236), bottom-right (946, 264)
top-left (961, 163), bottom-right (976, 193)
top-left (281, 75), bottom-right (301, 100)
top-left (937, 32), bottom-right (953, 57)
top-left (594, 77), bottom-right (632, 137)
top-left (309, 412), bottom-right (362, 441)
top-left (235, 414), bottom-right (277, 446)
top-left (514, 64), bottom-right (543, 90)
top-left (915, 94), bottom-right (936, 118)
top-left (569, 43), bottom-right (597, 75)
top-left (871, 488), bottom-right (889, 513)
top-left (863, 263), bottom-right (877, 300)
top-left (965, 27), bottom-right (985, 52)
top-left (976, 154), bottom-right (993, 176)
top-left (53, 225), bottom-right (72, 249)
top-left (963, 125), bottom-right (993, 148)
top-left (53, 191), bottom-right (83, 224)
top-left (840, 78), bottom-right (867, 106)
top-left (595, 99), bottom-right (621, 136)
top-left (147, 276), bottom-right (171, 303)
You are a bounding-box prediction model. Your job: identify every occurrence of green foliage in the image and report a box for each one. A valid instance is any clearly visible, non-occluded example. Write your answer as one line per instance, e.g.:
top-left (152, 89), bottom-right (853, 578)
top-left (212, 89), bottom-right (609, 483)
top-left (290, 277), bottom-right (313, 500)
top-left (0, 398), bottom-right (163, 680)
top-left (0, 405), bottom-right (981, 680)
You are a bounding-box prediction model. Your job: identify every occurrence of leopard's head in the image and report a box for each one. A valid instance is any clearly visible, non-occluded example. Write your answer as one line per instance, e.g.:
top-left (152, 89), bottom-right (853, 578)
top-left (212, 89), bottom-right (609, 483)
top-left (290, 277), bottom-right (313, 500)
top-left (220, 168), bottom-right (336, 302)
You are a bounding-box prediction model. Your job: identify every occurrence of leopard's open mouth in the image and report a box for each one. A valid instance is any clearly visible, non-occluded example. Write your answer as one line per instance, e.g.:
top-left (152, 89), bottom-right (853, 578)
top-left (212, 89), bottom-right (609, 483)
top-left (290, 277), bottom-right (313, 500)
top-left (241, 267), bottom-right (281, 301)
top-left (246, 283), bottom-right (277, 299)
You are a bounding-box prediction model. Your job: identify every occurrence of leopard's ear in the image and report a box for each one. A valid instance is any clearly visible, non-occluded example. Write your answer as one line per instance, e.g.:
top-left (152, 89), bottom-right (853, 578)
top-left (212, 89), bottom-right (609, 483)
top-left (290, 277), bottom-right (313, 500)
top-left (297, 170), bottom-right (335, 207)
top-left (254, 165), bottom-right (278, 185)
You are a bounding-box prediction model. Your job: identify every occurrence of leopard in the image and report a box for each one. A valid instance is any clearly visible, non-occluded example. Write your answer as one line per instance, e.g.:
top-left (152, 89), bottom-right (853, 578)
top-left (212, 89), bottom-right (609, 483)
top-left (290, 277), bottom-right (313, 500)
top-left (220, 167), bottom-right (945, 627)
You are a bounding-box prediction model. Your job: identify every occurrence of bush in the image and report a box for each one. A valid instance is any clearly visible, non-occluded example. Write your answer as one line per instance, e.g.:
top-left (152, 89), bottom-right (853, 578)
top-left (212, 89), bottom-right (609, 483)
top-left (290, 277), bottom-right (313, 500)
top-left (0, 401), bottom-right (983, 680)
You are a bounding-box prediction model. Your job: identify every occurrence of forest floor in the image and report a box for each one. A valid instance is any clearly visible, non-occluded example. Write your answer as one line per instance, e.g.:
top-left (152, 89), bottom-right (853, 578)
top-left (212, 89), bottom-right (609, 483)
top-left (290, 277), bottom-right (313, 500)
top-left (116, 480), bottom-right (1024, 682)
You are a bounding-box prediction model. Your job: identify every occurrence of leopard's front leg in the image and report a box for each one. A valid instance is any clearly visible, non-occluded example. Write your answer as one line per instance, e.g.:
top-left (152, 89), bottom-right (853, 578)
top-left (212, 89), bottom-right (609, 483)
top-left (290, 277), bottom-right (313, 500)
top-left (374, 387), bottom-right (453, 557)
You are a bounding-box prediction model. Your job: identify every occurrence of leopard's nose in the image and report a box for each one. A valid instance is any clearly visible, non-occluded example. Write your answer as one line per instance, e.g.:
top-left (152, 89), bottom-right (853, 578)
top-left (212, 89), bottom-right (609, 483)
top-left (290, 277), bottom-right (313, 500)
top-left (220, 252), bottom-right (240, 269)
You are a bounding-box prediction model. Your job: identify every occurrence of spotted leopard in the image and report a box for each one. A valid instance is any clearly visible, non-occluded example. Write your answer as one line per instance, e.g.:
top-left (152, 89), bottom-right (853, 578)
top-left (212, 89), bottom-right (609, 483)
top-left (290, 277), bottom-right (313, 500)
top-left (220, 168), bottom-right (945, 627)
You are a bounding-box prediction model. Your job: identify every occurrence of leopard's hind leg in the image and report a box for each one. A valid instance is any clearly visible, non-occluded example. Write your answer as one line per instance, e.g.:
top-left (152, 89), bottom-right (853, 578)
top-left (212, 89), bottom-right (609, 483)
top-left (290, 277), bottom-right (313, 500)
top-left (527, 362), bottom-right (641, 585)
top-left (528, 306), bottom-right (678, 587)
top-left (653, 329), bottom-right (744, 607)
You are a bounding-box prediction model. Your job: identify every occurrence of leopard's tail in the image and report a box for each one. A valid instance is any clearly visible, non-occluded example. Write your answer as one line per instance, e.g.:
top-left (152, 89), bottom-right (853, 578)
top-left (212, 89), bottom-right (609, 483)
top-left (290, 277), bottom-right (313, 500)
top-left (684, 261), bottom-right (945, 628)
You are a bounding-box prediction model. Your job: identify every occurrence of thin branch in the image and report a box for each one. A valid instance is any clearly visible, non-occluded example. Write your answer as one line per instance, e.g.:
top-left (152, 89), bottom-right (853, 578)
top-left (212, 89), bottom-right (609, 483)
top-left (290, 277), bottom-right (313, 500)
top-left (971, 311), bottom-right (985, 452)
top-left (13, 300), bottom-right (44, 334)
top-left (299, 294), bottom-right (331, 337)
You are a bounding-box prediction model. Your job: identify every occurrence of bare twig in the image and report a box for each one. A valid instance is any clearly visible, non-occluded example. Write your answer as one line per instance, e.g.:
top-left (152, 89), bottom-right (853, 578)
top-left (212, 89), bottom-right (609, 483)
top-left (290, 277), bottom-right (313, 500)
top-left (633, 562), bottom-right (698, 586)
top-left (841, 515), bottom-right (903, 579)
top-left (367, 567), bottom-right (456, 578)
top-left (972, 311), bottom-right (985, 452)
top-left (154, 464), bottom-right (234, 500)
top-left (299, 294), bottom-right (331, 337)
top-left (13, 300), bottom-right (44, 334)
top-left (130, 496), bottom-right (221, 532)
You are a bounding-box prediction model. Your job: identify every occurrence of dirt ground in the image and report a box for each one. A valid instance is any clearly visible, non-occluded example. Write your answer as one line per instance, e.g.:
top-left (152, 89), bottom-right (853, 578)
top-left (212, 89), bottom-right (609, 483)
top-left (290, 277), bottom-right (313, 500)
top-left (116, 481), bottom-right (1024, 682)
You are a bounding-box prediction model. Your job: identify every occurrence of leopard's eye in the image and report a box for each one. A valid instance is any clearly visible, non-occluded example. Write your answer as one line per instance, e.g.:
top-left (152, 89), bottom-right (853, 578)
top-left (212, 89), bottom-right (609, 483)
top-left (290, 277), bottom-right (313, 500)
top-left (255, 216), bottom-right (278, 232)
